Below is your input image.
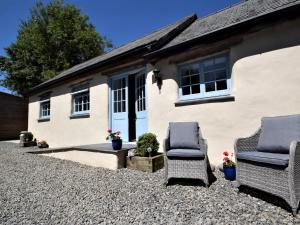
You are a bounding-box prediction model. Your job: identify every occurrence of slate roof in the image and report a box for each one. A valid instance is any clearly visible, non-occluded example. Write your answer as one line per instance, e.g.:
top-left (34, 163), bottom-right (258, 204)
top-left (30, 0), bottom-right (300, 94)
top-left (30, 14), bottom-right (196, 92)
top-left (148, 0), bottom-right (300, 56)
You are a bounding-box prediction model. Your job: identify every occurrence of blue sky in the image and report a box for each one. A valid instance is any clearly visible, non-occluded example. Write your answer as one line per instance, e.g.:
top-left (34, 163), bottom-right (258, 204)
top-left (0, 0), bottom-right (240, 94)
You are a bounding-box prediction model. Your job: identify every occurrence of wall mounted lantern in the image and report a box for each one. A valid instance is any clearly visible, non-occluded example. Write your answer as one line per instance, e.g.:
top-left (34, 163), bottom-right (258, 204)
top-left (153, 68), bottom-right (161, 83)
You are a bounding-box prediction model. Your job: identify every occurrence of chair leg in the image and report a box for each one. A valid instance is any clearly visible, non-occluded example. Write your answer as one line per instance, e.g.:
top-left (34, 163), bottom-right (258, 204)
top-left (164, 179), bottom-right (169, 186)
top-left (292, 208), bottom-right (297, 216)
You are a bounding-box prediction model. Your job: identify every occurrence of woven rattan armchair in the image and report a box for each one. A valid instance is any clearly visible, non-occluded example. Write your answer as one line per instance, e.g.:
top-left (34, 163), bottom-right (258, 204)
top-left (234, 114), bottom-right (300, 215)
top-left (163, 122), bottom-right (209, 187)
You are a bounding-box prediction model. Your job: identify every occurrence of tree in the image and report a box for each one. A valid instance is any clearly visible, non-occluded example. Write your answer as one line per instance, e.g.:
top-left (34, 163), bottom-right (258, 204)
top-left (0, 0), bottom-right (112, 95)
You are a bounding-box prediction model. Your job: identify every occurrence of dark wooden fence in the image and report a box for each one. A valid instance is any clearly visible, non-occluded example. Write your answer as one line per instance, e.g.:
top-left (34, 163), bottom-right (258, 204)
top-left (0, 92), bottom-right (28, 140)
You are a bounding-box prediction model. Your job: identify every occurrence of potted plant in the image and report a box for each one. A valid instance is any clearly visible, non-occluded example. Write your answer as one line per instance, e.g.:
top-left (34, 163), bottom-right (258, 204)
top-left (37, 140), bottom-right (49, 148)
top-left (223, 151), bottom-right (236, 181)
top-left (20, 131), bottom-right (37, 147)
top-left (106, 129), bottom-right (122, 150)
top-left (126, 133), bottom-right (164, 172)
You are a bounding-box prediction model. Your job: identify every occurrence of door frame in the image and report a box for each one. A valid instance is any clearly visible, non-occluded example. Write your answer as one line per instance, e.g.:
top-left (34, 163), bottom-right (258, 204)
top-left (108, 67), bottom-right (147, 142)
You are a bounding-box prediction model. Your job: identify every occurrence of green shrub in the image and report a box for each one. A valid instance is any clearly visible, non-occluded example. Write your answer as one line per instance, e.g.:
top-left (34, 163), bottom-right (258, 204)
top-left (136, 133), bottom-right (159, 157)
top-left (24, 132), bottom-right (33, 142)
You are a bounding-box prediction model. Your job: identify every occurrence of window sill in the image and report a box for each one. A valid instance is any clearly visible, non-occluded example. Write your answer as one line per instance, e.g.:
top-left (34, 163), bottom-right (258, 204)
top-left (175, 96), bottom-right (235, 107)
top-left (69, 113), bottom-right (90, 119)
top-left (38, 118), bottom-right (50, 122)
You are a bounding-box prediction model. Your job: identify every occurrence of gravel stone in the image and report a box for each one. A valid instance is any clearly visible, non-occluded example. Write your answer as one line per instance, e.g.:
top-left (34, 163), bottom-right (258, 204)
top-left (0, 141), bottom-right (299, 225)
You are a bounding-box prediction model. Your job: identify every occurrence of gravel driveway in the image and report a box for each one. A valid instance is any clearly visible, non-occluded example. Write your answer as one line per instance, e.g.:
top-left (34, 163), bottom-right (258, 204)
top-left (0, 141), bottom-right (299, 225)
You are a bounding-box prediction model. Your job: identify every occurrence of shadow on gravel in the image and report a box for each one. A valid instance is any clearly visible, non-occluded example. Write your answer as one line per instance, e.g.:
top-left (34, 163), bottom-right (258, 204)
top-left (167, 178), bottom-right (208, 187)
top-left (239, 186), bottom-right (295, 214)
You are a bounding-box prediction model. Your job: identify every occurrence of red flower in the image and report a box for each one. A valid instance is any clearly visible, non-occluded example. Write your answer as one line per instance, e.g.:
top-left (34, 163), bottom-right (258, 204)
top-left (223, 157), bottom-right (230, 161)
top-left (223, 151), bottom-right (229, 156)
top-left (107, 129), bottom-right (112, 133)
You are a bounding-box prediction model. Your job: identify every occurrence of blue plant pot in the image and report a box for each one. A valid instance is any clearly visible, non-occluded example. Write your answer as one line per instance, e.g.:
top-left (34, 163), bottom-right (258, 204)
top-left (112, 139), bottom-right (122, 150)
top-left (223, 167), bottom-right (236, 181)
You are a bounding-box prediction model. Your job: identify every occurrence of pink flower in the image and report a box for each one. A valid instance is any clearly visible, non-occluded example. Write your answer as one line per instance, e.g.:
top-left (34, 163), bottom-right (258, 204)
top-left (223, 157), bottom-right (230, 161)
top-left (223, 151), bottom-right (229, 156)
top-left (116, 131), bottom-right (121, 135)
top-left (107, 129), bottom-right (112, 133)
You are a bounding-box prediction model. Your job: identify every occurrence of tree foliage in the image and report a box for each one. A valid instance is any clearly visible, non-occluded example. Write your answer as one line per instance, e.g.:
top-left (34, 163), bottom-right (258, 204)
top-left (0, 0), bottom-right (112, 95)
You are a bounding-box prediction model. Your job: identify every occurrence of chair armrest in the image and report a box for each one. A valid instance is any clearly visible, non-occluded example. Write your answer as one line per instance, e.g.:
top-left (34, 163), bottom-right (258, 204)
top-left (234, 128), bottom-right (260, 155)
top-left (163, 137), bottom-right (170, 154)
top-left (199, 138), bottom-right (208, 155)
top-left (289, 140), bottom-right (300, 181)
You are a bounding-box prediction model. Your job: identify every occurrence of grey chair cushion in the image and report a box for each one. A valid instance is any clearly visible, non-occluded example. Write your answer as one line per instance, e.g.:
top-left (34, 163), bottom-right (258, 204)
top-left (169, 122), bottom-right (200, 149)
top-left (257, 114), bottom-right (300, 154)
top-left (237, 151), bottom-right (289, 167)
top-left (167, 149), bottom-right (205, 158)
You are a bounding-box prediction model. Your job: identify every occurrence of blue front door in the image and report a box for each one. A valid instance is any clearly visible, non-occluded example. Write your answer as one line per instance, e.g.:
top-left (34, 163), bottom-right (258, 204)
top-left (135, 72), bottom-right (147, 138)
top-left (111, 76), bottom-right (129, 142)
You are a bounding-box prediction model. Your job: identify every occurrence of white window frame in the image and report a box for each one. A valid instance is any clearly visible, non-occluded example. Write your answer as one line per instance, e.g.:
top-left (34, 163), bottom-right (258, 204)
top-left (71, 89), bottom-right (90, 115)
top-left (39, 99), bottom-right (51, 119)
top-left (178, 53), bottom-right (231, 101)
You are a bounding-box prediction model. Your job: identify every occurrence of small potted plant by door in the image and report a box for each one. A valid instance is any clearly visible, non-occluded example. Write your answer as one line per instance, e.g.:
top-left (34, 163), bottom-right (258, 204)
top-left (126, 133), bottom-right (164, 172)
top-left (37, 140), bottom-right (49, 148)
top-left (106, 129), bottom-right (122, 150)
top-left (223, 151), bottom-right (236, 181)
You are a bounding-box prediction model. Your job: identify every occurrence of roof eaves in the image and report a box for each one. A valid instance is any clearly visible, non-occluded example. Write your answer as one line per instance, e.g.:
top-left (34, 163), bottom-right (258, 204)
top-left (26, 43), bottom-right (152, 95)
top-left (27, 14), bottom-right (198, 95)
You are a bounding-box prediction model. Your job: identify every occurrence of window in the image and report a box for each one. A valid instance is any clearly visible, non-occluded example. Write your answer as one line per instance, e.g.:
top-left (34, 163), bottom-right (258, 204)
top-left (72, 90), bottom-right (90, 115)
top-left (40, 100), bottom-right (50, 119)
top-left (39, 92), bottom-right (51, 120)
top-left (136, 74), bottom-right (146, 112)
top-left (112, 78), bottom-right (126, 113)
top-left (179, 54), bottom-right (230, 101)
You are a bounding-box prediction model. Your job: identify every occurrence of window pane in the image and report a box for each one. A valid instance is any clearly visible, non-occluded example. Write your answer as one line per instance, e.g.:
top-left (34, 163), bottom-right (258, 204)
top-left (117, 90), bottom-right (121, 101)
top-left (204, 72), bottom-right (215, 82)
top-left (122, 89), bottom-right (126, 101)
top-left (191, 85), bottom-right (200, 94)
top-left (122, 78), bottom-right (126, 88)
top-left (215, 69), bottom-right (227, 80)
top-left (205, 82), bottom-right (215, 92)
top-left (214, 57), bottom-right (226, 69)
top-left (190, 75), bottom-right (199, 84)
top-left (216, 80), bottom-right (227, 90)
top-left (114, 80), bottom-right (120, 89)
top-left (83, 96), bottom-right (88, 103)
top-left (190, 68), bottom-right (199, 75)
top-left (182, 86), bottom-right (190, 95)
top-left (181, 76), bottom-right (190, 86)
top-left (122, 101), bottom-right (126, 112)
top-left (203, 59), bottom-right (214, 71)
top-left (114, 102), bottom-right (117, 113)
top-left (182, 68), bottom-right (189, 76)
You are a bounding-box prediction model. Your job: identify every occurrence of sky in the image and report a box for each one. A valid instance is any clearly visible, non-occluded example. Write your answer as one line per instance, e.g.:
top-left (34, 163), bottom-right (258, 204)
top-left (0, 0), bottom-right (241, 94)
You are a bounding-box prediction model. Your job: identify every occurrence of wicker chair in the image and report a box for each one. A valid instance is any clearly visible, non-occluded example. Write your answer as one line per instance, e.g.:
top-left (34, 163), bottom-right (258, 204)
top-left (234, 114), bottom-right (300, 215)
top-left (163, 122), bottom-right (209, 187)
